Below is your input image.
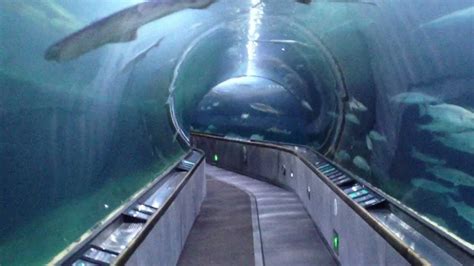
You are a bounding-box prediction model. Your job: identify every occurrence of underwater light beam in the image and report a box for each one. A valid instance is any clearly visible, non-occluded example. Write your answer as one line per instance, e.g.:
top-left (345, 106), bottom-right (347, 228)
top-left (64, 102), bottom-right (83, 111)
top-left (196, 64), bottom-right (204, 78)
top-left (246, 0), bottom-right (264, 75)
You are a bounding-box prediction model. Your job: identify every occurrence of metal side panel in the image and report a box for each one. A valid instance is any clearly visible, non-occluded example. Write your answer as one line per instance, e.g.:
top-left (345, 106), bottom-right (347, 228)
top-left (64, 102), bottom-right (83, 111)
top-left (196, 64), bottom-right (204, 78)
top-left (125, 162), bottom-right (206, 266)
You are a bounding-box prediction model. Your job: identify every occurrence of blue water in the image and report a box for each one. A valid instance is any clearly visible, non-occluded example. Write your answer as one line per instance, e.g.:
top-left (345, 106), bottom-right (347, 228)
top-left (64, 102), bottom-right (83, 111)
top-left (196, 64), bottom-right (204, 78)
top-left (0, 0), bottom-right (473, 263)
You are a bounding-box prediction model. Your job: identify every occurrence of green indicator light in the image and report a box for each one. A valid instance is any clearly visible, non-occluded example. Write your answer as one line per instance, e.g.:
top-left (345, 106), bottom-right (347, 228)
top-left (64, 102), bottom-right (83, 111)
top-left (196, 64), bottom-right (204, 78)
top-left (213, 154), bottom-right (219, 162)
top-left (332, 231), bottom-right (339, 254)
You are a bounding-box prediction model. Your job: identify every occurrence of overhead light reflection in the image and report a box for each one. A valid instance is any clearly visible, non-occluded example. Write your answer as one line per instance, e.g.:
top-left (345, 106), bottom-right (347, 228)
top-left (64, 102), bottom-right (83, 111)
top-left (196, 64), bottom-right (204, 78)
top-left (246, 0), bottom-right (264, 75)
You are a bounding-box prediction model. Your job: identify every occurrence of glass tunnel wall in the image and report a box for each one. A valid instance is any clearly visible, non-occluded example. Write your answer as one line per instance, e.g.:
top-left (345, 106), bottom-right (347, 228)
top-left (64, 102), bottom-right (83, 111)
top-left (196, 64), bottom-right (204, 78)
top-left (0, 0), bottom-right (473, 264)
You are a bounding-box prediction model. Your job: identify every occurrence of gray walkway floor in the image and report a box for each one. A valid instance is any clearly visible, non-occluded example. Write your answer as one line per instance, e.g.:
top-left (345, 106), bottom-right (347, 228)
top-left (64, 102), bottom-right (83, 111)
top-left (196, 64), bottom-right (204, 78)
top-left (180, 164), bottom-right (337, 266)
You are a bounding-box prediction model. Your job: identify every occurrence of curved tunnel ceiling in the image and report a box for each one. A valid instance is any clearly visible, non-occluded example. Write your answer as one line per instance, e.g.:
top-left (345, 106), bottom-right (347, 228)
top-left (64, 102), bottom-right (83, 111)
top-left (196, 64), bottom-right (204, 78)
top-left (167, 9), bottom-right (349, 153)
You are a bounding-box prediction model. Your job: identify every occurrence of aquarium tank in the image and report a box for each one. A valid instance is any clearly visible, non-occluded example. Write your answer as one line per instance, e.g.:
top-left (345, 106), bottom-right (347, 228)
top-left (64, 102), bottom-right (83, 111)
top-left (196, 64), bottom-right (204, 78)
top-left (0, 0), bottom-right (473, 264)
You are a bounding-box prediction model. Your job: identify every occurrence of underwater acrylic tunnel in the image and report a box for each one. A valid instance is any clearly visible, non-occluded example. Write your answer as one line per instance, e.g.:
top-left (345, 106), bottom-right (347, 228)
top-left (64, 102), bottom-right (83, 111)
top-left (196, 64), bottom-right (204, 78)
top-left (0, 0), bottom-right (473, 265)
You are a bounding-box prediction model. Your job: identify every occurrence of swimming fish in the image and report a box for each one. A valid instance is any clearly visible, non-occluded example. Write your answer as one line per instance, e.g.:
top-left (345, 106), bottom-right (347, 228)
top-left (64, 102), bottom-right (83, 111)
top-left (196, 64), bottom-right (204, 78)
top-left (418, 103), bottom-right (474, 134)
top-left (427, 166), bottom-right (474, 187)
top-left (250, 134), bottom-right (264, 141)
top-left (335, 150), bottom-right (351, 162)
top-left (267, 127), bottom-right (291, 135)
top-left (411, 178), bottom-right (458, 195)
top-left (45, 0), bottom-right (216, 62)
top-left (301, 100), bottom-right (313, 112)
top-left (207, 124), bottom-right (216, 131)
top-left (241, 113), bottom-right (250, 119)
top-left (327, 111), bottom-right (339, 118)
top-left (390, 92), bottom-right (438, 105)
top-left (410, 147), bottom-right (446, 165)
top-left (212, 102), bottom-right (220, 107)
top-left (250, 103), bottom-right (282, 115)
top-left (434, 131), bottom-right (474, 155)
top-left (345, 114), bottom-right (360, 125)
top-left (368, 130), bottom-right (387, 142)
top-left (349, 97), bottom-right (368, 112)
top-left (121, 37), bottom-right (164, 73)
top-left (353, 156), bottom-right (371, 172)
top-left (447, 198), bottom-right (474, 225)
top-left (256, 39), bottom-right (312, 48)
top-left (295, 0), bottom-right (311, 4)
top-left (366, 135), bottom-right (373, 150)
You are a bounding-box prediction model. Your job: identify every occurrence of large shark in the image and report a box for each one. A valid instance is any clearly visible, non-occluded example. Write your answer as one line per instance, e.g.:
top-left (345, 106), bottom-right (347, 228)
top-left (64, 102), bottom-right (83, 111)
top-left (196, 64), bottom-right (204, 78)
top-left (45, 0), bottom-right (216, 62)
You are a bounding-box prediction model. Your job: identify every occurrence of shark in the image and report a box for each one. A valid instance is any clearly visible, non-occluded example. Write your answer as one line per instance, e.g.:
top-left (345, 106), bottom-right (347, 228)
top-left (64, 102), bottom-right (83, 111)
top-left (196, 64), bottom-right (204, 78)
top-left (45, 0), bottom-right (216, 62)
top-left (121, 37), bottom-right (165, 73)
top-left (250, 103), bottom-right (283, 115)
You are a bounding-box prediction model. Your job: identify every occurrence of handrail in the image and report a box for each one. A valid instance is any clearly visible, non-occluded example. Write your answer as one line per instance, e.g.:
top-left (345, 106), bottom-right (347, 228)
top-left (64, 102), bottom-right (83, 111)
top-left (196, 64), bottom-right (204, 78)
top-left (191, 131), bottom-right (433, 265)
top-left (114, 151), bottom-right (205, 265)
top-left (54, 149), bottom-right (205, 265)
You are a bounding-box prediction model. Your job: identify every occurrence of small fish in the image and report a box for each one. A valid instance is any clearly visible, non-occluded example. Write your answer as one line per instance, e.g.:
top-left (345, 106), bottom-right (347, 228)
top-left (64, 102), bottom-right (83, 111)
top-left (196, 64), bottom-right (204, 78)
top-left (241, 113), bottom-right (250, 119)
top-left (267, 127), bottom-right (291, 135)
top-left (212, 102), bottom-right (220, 107)
top-left (45, 0), bottom-right (216, 62)
top-left (353, 156), bottom-right (371, 172)
top-left (250, 103), bottom-right (282, 115)
top-left (335, 150), bottom-right (351, 162)
top-left (366, 135), bottom-right (373, 150)
top-left (349, 97), bottom-right (368, 112)
top-left (345, 114), bottom-right (360, 125)
top-left (368, 130), bottom-right (387, 142)
top-left (447, 199), bottom-right (474, 229)
top-left (447, 198), bottom-right (474, 225)
top-left (301, 100), bottom-right (313, 112)
top-left (256, 39), bottom-right (312, 48)
top-left (207, 125), bottom-right (216, 131)
top-left (410, 147), bottom-right (446, 165)
top-left (411, 178), bottom-right (457, 195)
top-left (327, 111), bottom-right (339, 118)
top-left (225, 133), bottom-right (243, 140)
top-left (427, 166), bottom-right (474, 187)
top-left (390, 92), bottom-right (438, 105)
top-left (250, 134), bottom-right (264, 141)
